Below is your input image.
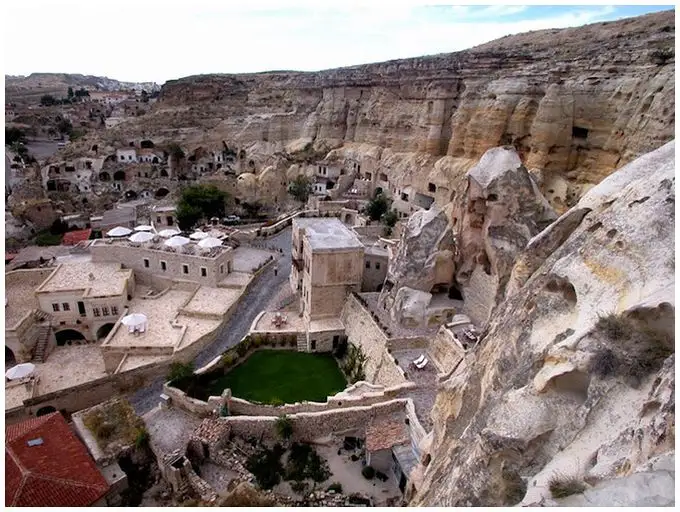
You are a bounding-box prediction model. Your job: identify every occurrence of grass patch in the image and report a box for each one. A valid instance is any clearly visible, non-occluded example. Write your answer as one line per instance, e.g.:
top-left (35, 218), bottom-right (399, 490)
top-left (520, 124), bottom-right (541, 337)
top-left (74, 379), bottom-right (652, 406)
top-left (204, 350), bottom-right (346, 404)
top-left (82, 399), bottom-right (147, 451)
top-left (548, 473), bottom-right (586, 499)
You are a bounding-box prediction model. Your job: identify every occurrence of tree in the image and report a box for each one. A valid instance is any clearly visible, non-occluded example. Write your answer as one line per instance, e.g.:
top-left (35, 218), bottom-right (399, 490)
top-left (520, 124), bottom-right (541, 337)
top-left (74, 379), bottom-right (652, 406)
top-left (288, 175), bottom-right (312, 204)
top-left (167, 361), bottom-right (194, 383)
top-left (57, 118), bottom-right (73, 136)
top-left (176, 184), bottom-right (229, 230)
top-left (67, 86), bottom-right (74, 99)
top-left (5, 127), bottom-right (26, 145)
top-left (366, 193), bottom-right (390, 221)
top-left (40, 94), bottom-right (57, 106)
top-left (382, 209), bottom-right (398, 228)
top-left (275, 415), bottom-right (294, 441)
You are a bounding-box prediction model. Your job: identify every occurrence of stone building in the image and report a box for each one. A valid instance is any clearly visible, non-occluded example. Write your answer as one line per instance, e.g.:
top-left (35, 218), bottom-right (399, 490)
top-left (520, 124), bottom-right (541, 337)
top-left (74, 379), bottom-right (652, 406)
top-left (90, 237), bottom-right (234, 288)
top-left (152, 204), bottom-right (177, 228)
top-left (290, 218), bottom-right (364, 352)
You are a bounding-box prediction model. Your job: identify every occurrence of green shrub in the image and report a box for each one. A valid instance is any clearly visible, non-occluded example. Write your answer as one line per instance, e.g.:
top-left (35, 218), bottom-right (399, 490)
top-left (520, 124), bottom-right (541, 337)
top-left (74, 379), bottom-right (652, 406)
top-left (275, 415), bottom-right (294, 440)
top-left (548, 473), bottom-right (586, 499)
top-left (221, 353), bottom-right (236, 368)
top-left (167, 362), bottom-right (194, 383)
top-left (134, 427), bottom-right (150, 448)
top-left (245, 444), bottom-right (285, 490)
top-left (290, 480), bottom-right (308, 494)
top-left (236, 341), bottom-right (249, 357)
top-left (284, 442), bottom-right (331, 483)
top-left (361, 466), bottom-right (375, 480)
top-left (35, 232), bottom-right (63, 246)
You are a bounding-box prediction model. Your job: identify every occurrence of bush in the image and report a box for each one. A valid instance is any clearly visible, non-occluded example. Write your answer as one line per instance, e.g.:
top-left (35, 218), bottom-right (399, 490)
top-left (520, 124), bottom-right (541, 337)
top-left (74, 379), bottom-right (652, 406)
top-left (134, 427), bottom-right (150, 448)
top-left (245, 444), bottom-right (285, 490)
top-left (275, 415), bottom-right (294, 441)
top-left (548, 473), bottom-right (586, 499)
top-left (290, 480), bottom-right (308, 494)
top-left (284, 442), bottom-right (331, 483)
top-left (327, 482), bottom-right (343, 493)
top-left (35, 231), bottom-right (63, 246)
top-left (589, 348), bottom-right (619, 377)
top-left (361, 466), bottom-right (375, 480)
top-left (221, 352), bottom-right (236, 368)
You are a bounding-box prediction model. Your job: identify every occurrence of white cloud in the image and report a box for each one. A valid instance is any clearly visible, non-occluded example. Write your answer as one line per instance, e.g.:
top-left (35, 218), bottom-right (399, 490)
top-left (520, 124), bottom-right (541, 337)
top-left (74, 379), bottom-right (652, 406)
top-left (1, 1), bottom-right (657, 83)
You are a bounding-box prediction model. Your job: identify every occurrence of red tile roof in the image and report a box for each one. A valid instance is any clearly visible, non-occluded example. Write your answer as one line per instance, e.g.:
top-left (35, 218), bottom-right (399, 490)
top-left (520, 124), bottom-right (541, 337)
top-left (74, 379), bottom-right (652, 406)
top-left (365, 420), bottom-right (410, 452)
top-left (5, 412), bottom-right (110, 507)
top-left (61, 229), bottom-right (92, 246)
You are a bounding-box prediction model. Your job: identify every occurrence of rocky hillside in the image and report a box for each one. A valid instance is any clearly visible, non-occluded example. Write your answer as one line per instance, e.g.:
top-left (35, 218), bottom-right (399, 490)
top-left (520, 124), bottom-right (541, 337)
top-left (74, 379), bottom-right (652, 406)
top-left (5, 73), bottom-right (160, 104)
top-left (129, 10), bottom-right (675, 210)
top-left (413, 140), bottom-right (675, 506)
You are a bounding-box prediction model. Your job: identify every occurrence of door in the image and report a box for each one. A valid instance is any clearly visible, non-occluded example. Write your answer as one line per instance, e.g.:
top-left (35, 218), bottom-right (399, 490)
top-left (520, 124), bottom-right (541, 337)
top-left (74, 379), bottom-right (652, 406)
top-left (77, 301), bottom-right (86, 316)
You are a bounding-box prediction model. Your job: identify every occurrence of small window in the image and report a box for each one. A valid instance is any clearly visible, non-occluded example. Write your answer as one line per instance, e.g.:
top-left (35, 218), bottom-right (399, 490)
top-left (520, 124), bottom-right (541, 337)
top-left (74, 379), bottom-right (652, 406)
top-left (160, 261), bottom-right (167, 271)
top-left (365, 261), bottom-right (370, 269)
top-left (401, 193), bottom-right (409, 201)
top-left (143, 258), bottom-right (150, 268)
top-left (93, 307), bottom-right (100, 317)
top-left (156, 216), bottom-right (162, 223)
top-left (201, 267), bottom-right (207, 277)
top-left (220, 264), bottom-right (224, 274)
top-left (102, 306), bottom-right (110, 316)
top-left (428, 182), bottom-right (436, 193)
top-left (376, 262), bottom-right (381, 270)
top-left (332, 335), bottom-right (339, 349)
top-left (311, 339), bottom-right (316, 350)
top-left (182, 264), bottom-right (189, 274)
top-left (52, 303), bottom-right (60, 312)
top-left (572, 126), bottom-right (589, 139)
top-left (62, 302), bottom-right (70, 311)
top-left (111, 306), bottom-right (118, 315)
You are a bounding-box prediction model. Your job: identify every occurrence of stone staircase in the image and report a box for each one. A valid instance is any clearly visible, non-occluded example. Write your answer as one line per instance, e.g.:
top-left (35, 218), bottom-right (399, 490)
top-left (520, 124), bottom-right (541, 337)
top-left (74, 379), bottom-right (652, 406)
top-left (32, 311), bottom-right (53, 363)
top-left (296, 332), bottom-right (307, 352)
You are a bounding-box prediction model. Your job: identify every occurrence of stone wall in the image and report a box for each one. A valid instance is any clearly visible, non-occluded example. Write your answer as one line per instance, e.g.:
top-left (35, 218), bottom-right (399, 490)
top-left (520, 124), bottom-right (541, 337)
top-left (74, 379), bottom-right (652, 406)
top-left (341, 294), bottom-right (407, 387)
top-left (224, 398), bottom-right (409, 442)
top-left (462, 266), bottom-right (498, 326)
top-left (428, 327), bottom-right (466, 376)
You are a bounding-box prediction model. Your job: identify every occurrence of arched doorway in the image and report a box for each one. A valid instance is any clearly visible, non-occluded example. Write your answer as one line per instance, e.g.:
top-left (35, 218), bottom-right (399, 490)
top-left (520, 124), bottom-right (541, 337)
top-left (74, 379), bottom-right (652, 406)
top-left (55, 329), bottom-right (86, 346)
top-left (155, 187), bottom-right (169, 198)
top-left (36, 405), bottom-right (57, 417)
top-left (160, 169), bottom-right (168, 177)
top-left (140, 139), bottom-right (155, 149)
top-left (125, 190), bottom-right (138, 200)
top-left (113, 170), bottom-right (126, 181)
top-left (99, 171), bottom-right (111, 181)
top-left (96, 323), bottom-right (116, 340)
top-left (448, 284), bottom-right (463, 300)
top-left (6, 346), bottom-right (16, 365)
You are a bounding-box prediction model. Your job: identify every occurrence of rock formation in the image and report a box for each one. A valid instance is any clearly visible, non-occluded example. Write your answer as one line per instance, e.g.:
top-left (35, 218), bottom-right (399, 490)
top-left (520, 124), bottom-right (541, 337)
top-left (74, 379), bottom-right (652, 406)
top-left (412, 140), bottom-right (675, 507)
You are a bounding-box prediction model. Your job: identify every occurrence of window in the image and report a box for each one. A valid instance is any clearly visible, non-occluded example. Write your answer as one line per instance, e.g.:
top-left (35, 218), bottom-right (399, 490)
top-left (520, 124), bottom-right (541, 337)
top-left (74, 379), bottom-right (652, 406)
top-left (220, 264), bottom-right (224, 274)
top-left (111, 306), bottom-right (118, 315)
top-left (156, 216), bottom-right (162, 223)
top-left (160, 261), bottom-right (167, 271)
top-left (428, 182), bottom-right (437, 193)
top-left (62, 302), bottom-right (70, 311)
top-left (365, 261), bottom-right (370, 269)
top-left (376, 262), bottom-right (381, 270)
top-left (332, 335), bottom-right (339, 349)
top-left (93, 307), bottom-right (100, 317)
top-left (102, 306), bottom-right (110, 316)
top-left (182, 264), bottom-right (189, 274)
top-left (52, 303), bottom-right (60, 312)
top-left (143, 258), bottom-right (150, 268)
top-left (401, 192), bottom-right (409, 201)
top-left (311, 339), bottom-right (316, 350)
top-left (201, 267), bottom-right (207, 277)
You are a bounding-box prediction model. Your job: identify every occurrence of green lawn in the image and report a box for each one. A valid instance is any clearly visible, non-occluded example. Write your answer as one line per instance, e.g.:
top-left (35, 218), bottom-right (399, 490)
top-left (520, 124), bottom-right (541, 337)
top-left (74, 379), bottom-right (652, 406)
top-left (205, 350), bottom-right (347, 404)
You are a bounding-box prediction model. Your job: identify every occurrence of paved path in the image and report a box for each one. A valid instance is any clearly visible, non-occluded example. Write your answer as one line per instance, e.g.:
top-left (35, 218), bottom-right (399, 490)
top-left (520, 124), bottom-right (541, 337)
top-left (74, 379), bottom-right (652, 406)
top-left (130, 228), bottom-right (292, 415)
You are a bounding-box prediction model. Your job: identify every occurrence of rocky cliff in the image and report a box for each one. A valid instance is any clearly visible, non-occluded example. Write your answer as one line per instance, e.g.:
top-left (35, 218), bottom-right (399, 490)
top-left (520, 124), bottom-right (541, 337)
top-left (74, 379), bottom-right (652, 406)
top-left (412, 140), bottom-right (675, 506)
top-left (129, 10), bottom-right (675, 211)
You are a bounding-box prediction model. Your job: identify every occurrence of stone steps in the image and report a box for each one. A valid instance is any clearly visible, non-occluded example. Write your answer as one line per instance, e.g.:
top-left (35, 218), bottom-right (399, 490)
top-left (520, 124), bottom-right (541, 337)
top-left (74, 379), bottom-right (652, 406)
top-left (33, 324), bottom-right (52, 363)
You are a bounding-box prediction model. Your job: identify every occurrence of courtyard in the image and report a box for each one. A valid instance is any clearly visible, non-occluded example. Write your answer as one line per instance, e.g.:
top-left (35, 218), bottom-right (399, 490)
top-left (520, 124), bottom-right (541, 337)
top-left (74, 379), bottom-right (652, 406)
top-left (195, 351), bottom-right (347, 404)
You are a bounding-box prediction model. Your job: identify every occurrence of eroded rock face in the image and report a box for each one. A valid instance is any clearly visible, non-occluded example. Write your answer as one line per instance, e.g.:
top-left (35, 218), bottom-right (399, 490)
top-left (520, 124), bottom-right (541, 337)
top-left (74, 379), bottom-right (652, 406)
top-left (413, 141), bottom-right (675, 507)
top-left (379, 206), bottom-right (455, 315)
top-left (452, 146), bottom-right (557, 324)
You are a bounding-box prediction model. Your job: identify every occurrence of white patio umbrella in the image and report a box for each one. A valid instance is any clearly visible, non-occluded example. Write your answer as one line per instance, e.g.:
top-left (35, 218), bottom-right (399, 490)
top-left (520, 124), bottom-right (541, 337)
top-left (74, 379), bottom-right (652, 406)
top-left (6, 363), bottom-right (36, 380)
top-left (134, 224), bottom-right (154, 232)
top-left (158, 228), bottom-right (181, 238)
top-left (190, 231), bottom-right (209, 240)
top-left (198, 237), bottom-right (223, 249)
top-left (129, 231), bottom-right (155, 243)
top-left (121, 313), bottom-right (148, 327)
top-left (164, 236), bottom-right (191, 248)
top-left (107, 226), bottom-right (132, 237)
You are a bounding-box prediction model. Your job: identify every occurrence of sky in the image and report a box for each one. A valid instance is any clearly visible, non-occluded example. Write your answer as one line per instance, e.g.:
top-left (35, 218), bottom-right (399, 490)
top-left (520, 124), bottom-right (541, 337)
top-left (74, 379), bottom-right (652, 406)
top-left (4, 1), bottom-right (675, 84)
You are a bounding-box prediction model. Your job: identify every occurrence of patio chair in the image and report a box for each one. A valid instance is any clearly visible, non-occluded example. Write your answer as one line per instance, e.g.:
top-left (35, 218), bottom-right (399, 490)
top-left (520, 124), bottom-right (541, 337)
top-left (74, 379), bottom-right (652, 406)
top-left (415, 357), bottom-right (429, 370)
top-left (138, 324), bottom-right (146, 333)
top-left (128, 325), bottom-right (135, 334)
top-left (413, 354), bottom-right (426, 366)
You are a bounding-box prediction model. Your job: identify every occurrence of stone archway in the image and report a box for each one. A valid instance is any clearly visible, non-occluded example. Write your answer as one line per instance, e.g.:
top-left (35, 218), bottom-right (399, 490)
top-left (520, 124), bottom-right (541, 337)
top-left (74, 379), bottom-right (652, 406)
top-left (96, 323), bottom-right (116, 340)
top-left (36, 405), bottom-right (57, 417)
top-left (160, 169), bottom-right (168, 177)
top-left (55, 329), bottom-right (86, 346)
top-left (6, 346), bottom-right (16, 366)
top-left (125, 190), bottom-right (138, 200)
top-left (99, 171), bottom-right (111, 181)
top-left (113, 170), bottom-right (126, 181)
top-left (155, 187), bottom-right (169, 198)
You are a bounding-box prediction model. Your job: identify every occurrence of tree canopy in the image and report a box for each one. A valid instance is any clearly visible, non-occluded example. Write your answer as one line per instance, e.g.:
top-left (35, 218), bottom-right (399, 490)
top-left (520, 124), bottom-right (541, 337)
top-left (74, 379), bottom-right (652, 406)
top-left (366, 192), bottom-right (390, 221)
top-left (176, 184), bottom-right (229, 230)
top-left (5, 127), bottom-right (26, 146)
top-left (288, 175), bottom-right (312, 204)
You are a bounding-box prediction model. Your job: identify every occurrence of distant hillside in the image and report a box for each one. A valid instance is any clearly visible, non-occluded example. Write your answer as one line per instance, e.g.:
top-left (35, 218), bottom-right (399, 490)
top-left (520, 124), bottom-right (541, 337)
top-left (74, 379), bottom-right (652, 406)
top-left (5, 73), bottom-right (161, 103)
